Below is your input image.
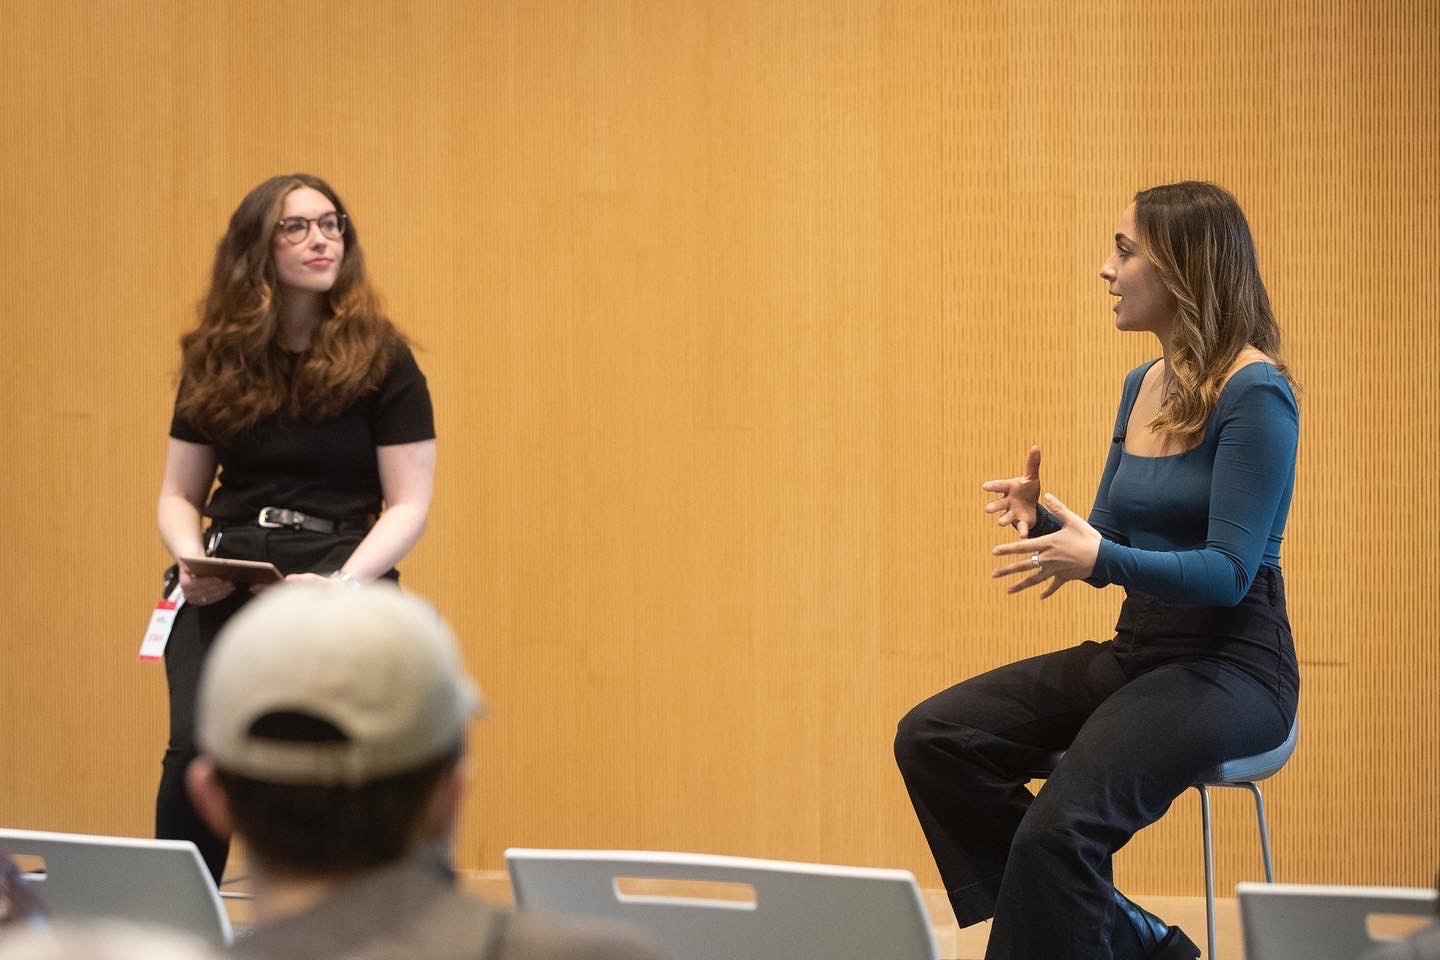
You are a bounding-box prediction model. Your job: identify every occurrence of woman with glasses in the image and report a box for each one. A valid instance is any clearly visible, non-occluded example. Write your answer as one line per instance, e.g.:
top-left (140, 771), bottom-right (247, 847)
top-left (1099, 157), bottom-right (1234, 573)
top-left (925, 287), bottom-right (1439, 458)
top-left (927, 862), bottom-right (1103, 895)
top-left (153, 174), bottom-right (436, 883)
top-left (895, 182), bottom-right (1299, 960)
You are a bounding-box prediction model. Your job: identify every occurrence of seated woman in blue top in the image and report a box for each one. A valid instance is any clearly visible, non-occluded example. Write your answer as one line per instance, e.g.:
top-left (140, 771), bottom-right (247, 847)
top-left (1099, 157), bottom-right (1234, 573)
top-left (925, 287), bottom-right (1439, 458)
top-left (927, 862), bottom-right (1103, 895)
top-left (895, 181), bottom-right (1299, 960)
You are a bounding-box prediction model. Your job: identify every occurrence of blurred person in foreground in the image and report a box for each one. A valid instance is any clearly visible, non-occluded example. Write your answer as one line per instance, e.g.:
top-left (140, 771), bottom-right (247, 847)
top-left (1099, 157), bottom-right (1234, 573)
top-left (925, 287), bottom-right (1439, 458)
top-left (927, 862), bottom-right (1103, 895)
top-left (0, 849), bottom-right (46, 931)
top-left (0, 921), bottom-right (219, 960)
top-left (185, 583), bottom-right (662, 960)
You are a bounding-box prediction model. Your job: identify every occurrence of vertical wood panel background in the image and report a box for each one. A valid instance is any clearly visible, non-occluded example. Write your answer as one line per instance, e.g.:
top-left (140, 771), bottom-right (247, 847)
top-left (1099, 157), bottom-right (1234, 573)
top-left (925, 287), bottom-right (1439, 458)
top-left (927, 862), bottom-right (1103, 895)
top-left (1, 0), bottom-right (1436, 899)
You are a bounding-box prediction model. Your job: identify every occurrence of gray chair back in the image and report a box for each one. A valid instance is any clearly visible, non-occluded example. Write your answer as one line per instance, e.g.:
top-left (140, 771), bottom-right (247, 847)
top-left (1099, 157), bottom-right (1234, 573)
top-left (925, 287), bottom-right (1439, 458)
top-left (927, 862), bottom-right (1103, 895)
top-left (1238, 881), bottom-right (1437, 960)
top-left (0, 828), bottom-right (232, 946)
top-left (506, 848), bottom-right (939, 960)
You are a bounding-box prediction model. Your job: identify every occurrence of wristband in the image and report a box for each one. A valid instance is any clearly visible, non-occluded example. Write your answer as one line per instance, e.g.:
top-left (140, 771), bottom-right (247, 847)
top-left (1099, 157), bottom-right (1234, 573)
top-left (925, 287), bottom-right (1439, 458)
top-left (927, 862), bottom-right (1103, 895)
top-left (328, 570), bottom-right (362, 591)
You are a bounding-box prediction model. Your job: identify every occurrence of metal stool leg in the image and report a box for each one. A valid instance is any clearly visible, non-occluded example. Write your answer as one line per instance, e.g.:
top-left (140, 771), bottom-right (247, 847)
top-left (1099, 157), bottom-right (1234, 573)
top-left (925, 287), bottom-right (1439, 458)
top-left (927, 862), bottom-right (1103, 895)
top-left (1198, 781), bottom-right (1275, 960)
top-left (1241, 781), bottom-right (1276, 882)
top-left (1198, 784), bottom-right (1217, 960)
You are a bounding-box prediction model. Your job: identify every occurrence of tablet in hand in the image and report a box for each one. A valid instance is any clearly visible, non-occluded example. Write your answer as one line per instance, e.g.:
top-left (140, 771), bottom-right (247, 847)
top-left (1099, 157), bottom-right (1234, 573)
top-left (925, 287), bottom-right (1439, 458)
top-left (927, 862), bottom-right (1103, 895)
top-left (180, 556), bottom-right (284, 585)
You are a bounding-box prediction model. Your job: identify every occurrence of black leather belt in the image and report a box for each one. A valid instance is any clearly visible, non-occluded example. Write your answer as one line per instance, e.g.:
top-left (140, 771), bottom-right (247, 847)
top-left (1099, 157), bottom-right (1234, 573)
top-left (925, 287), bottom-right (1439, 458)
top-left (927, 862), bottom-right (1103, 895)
top-left (255, 507), bottom-right (369, 535)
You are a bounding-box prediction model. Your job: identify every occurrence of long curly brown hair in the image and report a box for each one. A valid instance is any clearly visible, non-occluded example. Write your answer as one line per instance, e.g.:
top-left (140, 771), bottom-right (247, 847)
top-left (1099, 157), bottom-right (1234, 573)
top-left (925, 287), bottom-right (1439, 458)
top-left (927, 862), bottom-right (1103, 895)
top-left (176, 173), bottom-right (401, 443)
top-left (1135, 181), bottom-right (1296, 444)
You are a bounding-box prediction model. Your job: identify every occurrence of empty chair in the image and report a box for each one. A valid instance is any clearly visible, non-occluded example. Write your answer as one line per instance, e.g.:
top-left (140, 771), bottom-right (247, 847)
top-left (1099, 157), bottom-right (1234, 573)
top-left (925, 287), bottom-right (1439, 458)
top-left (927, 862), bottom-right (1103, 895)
top-left (505, 848), bottom-right (939, 960)
top-left (0, 828), bottom-right (233, 946)
top-left (1238, 882), bottom-right (1438, 960)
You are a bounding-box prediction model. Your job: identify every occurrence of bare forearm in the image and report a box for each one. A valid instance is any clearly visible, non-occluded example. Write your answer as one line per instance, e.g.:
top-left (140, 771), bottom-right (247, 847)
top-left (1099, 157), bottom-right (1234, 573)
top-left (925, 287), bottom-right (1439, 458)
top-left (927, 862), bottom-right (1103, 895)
top-left (338, 503), bottom-right (429, 581)
top-left (157, 494), bottom-right (207, 560)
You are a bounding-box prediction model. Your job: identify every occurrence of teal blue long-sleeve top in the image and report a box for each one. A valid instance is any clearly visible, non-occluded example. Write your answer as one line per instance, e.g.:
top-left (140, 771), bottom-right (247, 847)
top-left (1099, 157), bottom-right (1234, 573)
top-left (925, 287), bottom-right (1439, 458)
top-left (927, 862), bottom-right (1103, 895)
top-left (1032, 360), bottom-right (1298, 607)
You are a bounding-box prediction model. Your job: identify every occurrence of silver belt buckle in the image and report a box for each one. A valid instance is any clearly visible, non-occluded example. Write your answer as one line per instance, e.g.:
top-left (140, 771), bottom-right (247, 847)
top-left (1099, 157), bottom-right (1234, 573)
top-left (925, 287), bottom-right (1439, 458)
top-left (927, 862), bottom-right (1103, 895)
top-left (257, 507), bottom-right (286, 528)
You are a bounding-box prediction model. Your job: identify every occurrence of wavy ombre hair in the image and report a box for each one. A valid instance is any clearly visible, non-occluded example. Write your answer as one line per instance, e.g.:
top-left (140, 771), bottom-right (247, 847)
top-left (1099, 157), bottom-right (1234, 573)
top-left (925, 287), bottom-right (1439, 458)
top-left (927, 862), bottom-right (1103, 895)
top-left (1134, 181), bottom-right (1295, 444)
top-left (175, 174), bottom-right (400, 443)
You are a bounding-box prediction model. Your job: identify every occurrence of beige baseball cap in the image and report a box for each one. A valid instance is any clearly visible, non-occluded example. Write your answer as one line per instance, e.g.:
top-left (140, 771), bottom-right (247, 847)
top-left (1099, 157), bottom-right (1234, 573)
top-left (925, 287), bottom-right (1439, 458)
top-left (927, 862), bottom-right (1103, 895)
top-left (196, 582), bottom-right (483, 788)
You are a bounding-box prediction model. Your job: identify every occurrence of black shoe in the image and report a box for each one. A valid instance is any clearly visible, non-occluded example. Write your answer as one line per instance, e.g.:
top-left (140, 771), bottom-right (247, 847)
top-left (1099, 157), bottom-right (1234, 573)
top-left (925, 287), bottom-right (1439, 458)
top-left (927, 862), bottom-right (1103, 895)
top-left (1151, 927), bottom-right (1202, 960)
top-left (1110, 890), bottom-right (1201, 960)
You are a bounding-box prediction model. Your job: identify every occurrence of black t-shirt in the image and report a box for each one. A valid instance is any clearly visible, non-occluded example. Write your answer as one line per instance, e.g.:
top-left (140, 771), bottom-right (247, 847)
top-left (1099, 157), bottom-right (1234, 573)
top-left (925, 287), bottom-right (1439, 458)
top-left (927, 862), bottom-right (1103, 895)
top-left (170, 343), bottom-right (436, 523)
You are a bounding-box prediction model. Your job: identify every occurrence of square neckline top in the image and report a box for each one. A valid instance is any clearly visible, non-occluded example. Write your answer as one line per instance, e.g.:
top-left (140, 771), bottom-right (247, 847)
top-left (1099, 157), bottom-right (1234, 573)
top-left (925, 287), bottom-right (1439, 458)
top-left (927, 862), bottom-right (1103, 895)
top-left (1120, 358), bottom-right (1278, 460)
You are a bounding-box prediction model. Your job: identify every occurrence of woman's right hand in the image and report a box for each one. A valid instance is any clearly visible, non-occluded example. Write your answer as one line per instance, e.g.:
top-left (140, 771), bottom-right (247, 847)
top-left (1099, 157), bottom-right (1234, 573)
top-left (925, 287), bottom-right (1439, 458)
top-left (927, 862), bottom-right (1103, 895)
top-left (179, 564), bottom-right (235, 607)
top-left (158, 438), bottom-right (231, 605)
top-left (982, 445), bottom-right (1043, 538)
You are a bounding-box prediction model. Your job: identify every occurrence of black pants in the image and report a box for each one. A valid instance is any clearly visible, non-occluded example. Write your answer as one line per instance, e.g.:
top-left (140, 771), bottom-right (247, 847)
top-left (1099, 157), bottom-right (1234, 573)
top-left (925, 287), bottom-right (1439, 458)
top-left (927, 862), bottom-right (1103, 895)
top-left (894, 566), bottom-right (1298, 960)
top-left (154, 523), bottom-right (384, 884)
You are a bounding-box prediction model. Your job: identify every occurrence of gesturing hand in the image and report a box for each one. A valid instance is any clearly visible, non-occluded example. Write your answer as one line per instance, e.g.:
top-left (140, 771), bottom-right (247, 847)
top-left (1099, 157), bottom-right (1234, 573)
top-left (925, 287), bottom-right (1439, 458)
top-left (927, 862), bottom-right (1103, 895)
top-left (982, 445), bottom-right (1042, 538)
top-left (991, 493), bottom-right (1102, 599)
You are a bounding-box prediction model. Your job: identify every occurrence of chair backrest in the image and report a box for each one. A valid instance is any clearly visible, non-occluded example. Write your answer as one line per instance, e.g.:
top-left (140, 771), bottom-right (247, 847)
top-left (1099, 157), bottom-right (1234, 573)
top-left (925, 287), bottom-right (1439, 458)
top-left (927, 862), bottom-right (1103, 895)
top-left (1238, 881), bottom-right (1437, 960)
top-left (505, 848), bottom-right (939, 960)
top-left (0, 828), bottom-right (233, 946)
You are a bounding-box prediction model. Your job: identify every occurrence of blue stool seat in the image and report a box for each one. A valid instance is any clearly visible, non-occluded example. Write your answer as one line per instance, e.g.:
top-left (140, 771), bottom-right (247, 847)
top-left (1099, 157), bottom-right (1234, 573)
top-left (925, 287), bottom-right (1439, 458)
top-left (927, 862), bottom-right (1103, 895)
top-left (1203, 719), bottom-right (1298, 784)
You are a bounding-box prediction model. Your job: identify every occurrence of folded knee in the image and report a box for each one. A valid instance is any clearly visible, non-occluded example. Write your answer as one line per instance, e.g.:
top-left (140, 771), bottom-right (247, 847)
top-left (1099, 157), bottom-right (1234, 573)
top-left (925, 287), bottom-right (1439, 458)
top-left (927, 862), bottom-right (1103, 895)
top-left (893, 708), bottom-right (924, 768)
top-left (894, 705), bottom-right (976, 772)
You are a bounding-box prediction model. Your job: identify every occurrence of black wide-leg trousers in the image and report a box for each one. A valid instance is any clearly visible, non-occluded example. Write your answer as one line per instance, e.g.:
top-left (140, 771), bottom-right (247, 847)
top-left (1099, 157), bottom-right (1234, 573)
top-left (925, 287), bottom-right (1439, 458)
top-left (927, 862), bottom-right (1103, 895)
top-left (894, 567), bottom-right (1298, 960)
top-left (154, 524), bottom-right (374, 884)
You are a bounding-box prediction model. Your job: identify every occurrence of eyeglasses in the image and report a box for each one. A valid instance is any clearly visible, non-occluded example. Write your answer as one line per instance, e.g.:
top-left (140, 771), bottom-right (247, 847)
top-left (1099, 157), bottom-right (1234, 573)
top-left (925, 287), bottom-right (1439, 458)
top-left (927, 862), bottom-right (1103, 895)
top-left (275, 211), bottom-right (348, 245)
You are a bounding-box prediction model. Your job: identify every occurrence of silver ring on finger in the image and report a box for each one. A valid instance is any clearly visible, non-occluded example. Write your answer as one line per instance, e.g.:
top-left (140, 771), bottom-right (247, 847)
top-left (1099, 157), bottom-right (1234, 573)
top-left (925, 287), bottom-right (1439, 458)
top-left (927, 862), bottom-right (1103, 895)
top-left (1030, 552), bottom-right (1042, 570)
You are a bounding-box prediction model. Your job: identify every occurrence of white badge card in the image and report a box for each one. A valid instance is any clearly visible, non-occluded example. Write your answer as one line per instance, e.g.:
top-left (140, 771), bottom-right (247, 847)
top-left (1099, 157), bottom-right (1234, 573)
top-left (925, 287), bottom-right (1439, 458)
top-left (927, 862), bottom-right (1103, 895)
top-left (139, 586), bottom-right (185, 662)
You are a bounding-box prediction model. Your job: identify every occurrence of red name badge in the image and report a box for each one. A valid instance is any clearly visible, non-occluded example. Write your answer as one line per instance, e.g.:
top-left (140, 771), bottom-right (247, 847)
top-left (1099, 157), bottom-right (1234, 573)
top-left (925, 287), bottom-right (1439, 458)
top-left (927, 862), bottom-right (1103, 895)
top-left (139, 589), bottom-right (185, 662)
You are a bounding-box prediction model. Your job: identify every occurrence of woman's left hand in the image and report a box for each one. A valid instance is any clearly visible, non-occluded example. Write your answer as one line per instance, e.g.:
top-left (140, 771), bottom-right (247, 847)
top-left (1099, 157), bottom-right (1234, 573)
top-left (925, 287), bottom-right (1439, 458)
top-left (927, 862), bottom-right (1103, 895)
top-left (991, 493), bottom-right (1102, 598)
top-left (282, 572), bottom-right (331, 586)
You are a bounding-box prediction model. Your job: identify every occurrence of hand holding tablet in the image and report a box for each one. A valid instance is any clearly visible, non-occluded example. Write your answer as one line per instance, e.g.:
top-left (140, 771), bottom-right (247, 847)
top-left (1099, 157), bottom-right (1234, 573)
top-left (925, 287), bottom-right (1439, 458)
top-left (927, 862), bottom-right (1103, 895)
top-left (179, 556), bottom-right (284, 585)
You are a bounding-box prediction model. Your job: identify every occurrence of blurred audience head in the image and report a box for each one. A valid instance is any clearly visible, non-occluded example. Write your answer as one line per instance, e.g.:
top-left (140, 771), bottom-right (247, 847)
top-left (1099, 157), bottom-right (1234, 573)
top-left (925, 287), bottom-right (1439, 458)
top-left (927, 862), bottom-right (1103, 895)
top-left (186, 583), bottom-right (484, 879)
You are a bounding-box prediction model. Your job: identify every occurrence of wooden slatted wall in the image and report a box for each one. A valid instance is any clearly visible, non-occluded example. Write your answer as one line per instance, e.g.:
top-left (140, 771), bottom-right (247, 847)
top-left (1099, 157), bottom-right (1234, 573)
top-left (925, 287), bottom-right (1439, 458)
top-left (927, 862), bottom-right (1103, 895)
top-left (1, 0), bottom-right (1436, 896)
